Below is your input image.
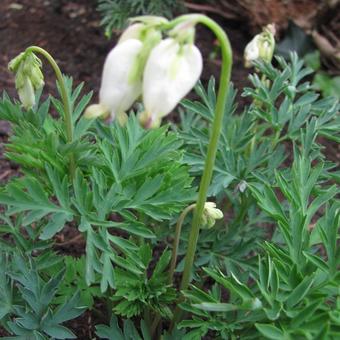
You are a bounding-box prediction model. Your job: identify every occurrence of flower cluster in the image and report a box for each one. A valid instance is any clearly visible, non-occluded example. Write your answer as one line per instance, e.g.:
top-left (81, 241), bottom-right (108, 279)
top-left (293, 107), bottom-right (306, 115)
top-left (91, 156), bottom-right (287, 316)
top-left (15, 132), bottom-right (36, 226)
top-left (85, 16), bottom-right (203, 128)
top-left (8, 51), bottom-right (44, 109)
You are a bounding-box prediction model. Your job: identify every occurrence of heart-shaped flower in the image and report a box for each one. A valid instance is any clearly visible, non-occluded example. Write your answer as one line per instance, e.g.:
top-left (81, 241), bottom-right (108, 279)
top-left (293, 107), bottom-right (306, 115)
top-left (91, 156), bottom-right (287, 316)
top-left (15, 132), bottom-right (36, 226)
top-left (141, 38), bottom-right (203, 128)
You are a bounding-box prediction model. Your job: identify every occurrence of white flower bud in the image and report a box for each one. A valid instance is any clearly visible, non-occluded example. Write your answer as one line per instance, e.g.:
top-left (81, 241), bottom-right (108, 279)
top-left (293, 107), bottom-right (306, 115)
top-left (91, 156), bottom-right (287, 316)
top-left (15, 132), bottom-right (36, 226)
top-left (201, 202), bottom-right (223, 229)
top-left (142, 38), bottom-right (203, 128)
top-left (244, 36), bottom-right (260, 68)
top-left (84, 103), bottom-right (110, 119)
top-left (244, 24), bottom-right (276, 68)
top-left (96, 39), bottom-right (143, 120)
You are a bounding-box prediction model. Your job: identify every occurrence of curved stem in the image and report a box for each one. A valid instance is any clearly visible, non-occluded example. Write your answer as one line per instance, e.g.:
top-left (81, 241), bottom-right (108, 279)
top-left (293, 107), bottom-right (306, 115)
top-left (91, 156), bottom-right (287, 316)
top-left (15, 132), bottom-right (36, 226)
top-left (166, 14), bottom-right (233, 292)
top-left (169, 203), bottom-right (196, 285)
top-left (25, 46), bottom-right (75, 178)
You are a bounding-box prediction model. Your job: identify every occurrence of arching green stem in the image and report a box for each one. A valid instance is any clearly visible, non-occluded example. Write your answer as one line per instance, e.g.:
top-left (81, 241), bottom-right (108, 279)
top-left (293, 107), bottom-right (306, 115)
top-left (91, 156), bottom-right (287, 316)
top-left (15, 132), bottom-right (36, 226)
top-left (169, 203), bottom-right (196, 285)
top-left (25, 46), bottom-right (75, 178)
top-left (165, 14), bottom-right (233, 292)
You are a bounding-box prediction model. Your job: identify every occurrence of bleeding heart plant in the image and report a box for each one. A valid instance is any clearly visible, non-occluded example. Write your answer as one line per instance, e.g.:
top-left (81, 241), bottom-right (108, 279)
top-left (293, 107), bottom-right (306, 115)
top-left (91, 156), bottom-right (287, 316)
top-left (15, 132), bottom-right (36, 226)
top-left (1, 12), bottom-right (339, 340)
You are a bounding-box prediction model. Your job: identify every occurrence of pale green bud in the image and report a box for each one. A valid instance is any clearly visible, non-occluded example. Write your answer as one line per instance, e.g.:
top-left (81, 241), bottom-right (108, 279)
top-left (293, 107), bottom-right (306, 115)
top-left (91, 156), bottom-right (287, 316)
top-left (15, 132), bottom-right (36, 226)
top-left (18, 77), bottom-right (35, 109)
top-left (29, 65), bottom-right (44, 89)
top-left (200, 202), bottom-right (223, 229)
top-left (84, 103), bottom-right (110, 119)
top-left (8, 52), bottom-right (26, 73)
top-left (244, 24), bottom-right (276, 68)
top-left (8, 51), bottom-right (44, 109)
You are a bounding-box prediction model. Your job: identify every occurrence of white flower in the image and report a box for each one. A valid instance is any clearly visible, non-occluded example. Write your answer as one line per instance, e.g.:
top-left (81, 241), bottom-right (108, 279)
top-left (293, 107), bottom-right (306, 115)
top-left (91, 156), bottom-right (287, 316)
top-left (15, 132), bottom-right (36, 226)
top-left (244, 35), bottom-right (260, 68)
top-left (85, 39), bottom-right (143, 120)
top-left (141, 38), bottom-right (203, 128)
top-left (118, 23), bottom-right (144, 43)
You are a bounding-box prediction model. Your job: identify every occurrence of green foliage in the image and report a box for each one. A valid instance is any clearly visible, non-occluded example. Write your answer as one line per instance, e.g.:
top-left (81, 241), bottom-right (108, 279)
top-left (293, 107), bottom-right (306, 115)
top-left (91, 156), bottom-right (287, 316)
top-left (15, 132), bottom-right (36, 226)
top-left (54, 256), bottom-right (103, 308)
top-left (111, 244), bottom-right (176, 318)
top-left (173, 53), bottom-right (339, 339)
top-left (0, 253), bottom-right (84, 339)
top-left (304, 50), bottom-right (340, 99)
top-left (0, 78), bottom-right (95, 177)
top-left (96, 315), bottom-right (151, 340)
top-left (174, 54), bottom-right (338, 281)
top-left (98, 0), bottom-right (184, 37)
top-left (95, 315), bottom-right (187, 339)
top-left (1, 50), bottom-right (339, 338)
top-left (178, 154), bottom-right (340, 339)
top-left (0, 90), bottom-right (195, 292)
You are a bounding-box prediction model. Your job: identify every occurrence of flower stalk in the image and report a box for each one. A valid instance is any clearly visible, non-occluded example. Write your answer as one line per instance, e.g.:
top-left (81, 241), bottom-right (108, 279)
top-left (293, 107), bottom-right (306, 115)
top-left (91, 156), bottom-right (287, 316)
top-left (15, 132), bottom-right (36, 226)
top-left (25, 46), bottom-right (75, 177)
top-left (165, 14), bottom-right (233, 292)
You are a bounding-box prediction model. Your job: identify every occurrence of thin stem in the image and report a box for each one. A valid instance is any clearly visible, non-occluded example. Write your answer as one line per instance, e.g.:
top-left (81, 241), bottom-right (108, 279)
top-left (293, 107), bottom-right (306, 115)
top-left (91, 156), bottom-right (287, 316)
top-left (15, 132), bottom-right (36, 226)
top-left (150, 314), bottom-right (161, 338)
top-left (166, 14), bottom-right (233, 292)
top-left (25, 46), bottom-right (75, 178)
top-left (248, 73), bottom-right (268, 155)
top-left (169, 203), bottom-right (196, 284)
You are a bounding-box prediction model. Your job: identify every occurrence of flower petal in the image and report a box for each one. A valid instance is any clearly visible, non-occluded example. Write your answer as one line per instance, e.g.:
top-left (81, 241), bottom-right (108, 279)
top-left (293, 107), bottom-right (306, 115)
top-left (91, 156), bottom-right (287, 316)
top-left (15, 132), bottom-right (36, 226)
top-left (99, 39), bottom-right (143, 118)
top-left (143, 38), bottom-right (203, 123)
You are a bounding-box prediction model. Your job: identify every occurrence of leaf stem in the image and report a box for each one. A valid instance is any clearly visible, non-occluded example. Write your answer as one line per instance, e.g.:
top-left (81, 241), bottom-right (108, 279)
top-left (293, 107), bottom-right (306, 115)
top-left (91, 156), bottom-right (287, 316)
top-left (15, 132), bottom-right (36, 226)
top-left (25, 46), bottom-right (75, 178)
top-left (169, 203), bottom-right (196, 284)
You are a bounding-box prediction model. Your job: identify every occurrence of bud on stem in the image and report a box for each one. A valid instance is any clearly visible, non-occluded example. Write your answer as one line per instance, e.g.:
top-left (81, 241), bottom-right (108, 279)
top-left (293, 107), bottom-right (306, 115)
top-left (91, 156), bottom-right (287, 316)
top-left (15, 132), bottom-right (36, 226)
top-left (8, 51), bottom-right (44, 109)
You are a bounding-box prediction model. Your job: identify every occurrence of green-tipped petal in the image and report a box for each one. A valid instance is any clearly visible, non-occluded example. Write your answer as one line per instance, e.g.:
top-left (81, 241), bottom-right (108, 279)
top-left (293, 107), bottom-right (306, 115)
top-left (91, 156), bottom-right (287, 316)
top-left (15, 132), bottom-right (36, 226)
top-left (84, 103), bottom-right (110, 119)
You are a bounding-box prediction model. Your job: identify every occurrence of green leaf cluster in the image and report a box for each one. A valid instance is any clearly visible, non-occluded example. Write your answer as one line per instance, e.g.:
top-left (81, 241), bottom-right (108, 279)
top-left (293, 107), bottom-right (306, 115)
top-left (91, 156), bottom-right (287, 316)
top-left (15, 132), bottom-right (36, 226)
top-left (111, 244), bottom-right (176, 318)
top-left (0, 253), bottom-right (84, 339)
top-left (179, 154), bottom-right (339, 339)
top-left (97, 0), bottom-right (184, 37)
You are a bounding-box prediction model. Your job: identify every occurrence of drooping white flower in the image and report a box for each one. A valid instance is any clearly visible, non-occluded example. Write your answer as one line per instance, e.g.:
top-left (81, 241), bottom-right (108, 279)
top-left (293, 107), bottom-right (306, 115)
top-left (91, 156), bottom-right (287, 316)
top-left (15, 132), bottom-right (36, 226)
top-left (100, 39), bottom-right (143, 116)
top-left (141, 38), bottom-right (203, 128)
top-left (85, 38), bottom-right (143, 120)
top-left (85, 19), bottom-right (165, 123)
